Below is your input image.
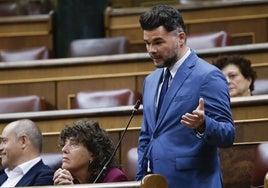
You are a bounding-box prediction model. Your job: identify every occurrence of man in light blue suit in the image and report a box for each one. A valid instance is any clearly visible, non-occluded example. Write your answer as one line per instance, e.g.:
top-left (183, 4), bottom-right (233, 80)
top-left (136, 5), bottom-right (235, 188)
top-left (0, 119), bottom-right (54, 187)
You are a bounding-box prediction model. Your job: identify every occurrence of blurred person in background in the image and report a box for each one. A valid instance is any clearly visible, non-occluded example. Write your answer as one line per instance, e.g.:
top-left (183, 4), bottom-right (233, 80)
top-left (213, 55), bottom-right (257, 97)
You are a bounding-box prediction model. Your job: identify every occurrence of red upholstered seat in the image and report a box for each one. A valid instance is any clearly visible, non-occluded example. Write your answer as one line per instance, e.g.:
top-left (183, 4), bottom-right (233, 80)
top-left (68, 36), bottom-right (129, 57)
top-left (0, 1), bottom-right (18, 16)
top-left (0, 95), bottom-right (45, 113)
top-left (70, 89), bottom-right (141, 109)
top-left (41, 153), bottom-right (62, 171)
top-left (251, 142), bottom-right (268, 188)
top-left (0, 46), bottom-right (50, 62)
top-left (187, 31), bottom-right (231, 50)
top-left (252, 79), bottom-right (268, 95)
top-left (125, 147), bottom-right (138, 181)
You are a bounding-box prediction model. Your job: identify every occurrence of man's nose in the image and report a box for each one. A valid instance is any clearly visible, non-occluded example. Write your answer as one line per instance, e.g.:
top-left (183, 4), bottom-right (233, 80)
top-left (225, 76), bottom-right (230, 83)
top-left (148, 44), bottom-right (157, 53)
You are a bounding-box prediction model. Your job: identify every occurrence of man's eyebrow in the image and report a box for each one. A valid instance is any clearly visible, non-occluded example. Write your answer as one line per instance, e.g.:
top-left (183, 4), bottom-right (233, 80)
top-left (144, 37), bottom-right (164, 43)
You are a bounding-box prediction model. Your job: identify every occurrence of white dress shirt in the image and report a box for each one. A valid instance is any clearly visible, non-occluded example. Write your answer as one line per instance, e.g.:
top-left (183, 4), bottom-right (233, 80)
top-left (155, 48), bottom-right (191, 109)
top-left (1, 157), bottom-right (41, 187)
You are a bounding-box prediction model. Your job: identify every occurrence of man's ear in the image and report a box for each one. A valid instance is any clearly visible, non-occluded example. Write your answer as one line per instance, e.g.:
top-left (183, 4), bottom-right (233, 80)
top-left (19, 135), bottom-right (28, 149)
top-left (178, 32), bottom-right (186, 45)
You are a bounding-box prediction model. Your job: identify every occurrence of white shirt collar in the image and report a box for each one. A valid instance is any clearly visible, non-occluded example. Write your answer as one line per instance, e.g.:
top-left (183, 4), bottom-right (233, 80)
top-left (169, 47), bottom-right (191, 78)
top-left (5, 157), bottom-right (41, 177)
top-left (2, 157), bottom-right (41, 187)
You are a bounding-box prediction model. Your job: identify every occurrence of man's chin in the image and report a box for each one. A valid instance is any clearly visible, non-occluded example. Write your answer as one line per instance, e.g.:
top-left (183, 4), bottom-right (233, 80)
top-left (153, 61), bottom-right (165, 68)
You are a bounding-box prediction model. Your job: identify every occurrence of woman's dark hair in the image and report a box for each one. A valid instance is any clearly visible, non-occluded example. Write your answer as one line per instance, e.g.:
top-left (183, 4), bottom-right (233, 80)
top-left (59, 119), bottom-right (118, 183)
top-left (212, 55), bottom-right (257, 92)
top-left (139, 5), bottom-right (186, 33)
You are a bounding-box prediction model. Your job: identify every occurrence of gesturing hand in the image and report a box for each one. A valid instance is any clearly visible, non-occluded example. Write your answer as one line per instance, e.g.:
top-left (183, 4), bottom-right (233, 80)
top-left (181, 98), bottom-right (205, 131)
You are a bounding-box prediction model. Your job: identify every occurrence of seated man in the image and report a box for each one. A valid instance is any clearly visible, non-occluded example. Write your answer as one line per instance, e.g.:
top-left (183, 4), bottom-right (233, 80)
top-left (0, 119), bottom-right (54, 187)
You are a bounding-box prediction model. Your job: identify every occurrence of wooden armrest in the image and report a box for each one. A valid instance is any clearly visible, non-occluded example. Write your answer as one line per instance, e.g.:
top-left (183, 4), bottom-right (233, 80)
top-left (141, 174), bottom-right (168, 188)
top-left (265, 172), bottom-right (268, 188)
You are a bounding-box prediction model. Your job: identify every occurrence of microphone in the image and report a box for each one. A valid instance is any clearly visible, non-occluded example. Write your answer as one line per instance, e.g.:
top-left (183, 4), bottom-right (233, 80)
top-left (93, 100), bottom-right (141, 183)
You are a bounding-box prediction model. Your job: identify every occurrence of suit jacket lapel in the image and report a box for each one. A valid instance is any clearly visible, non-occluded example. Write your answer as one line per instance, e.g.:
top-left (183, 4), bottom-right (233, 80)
top-left (156, 52), bottom-right (197, 127)
top-left (0, 170), bottom-right (8, 186)
top-left (148, 69), bottom-right (163, 127)
top-left (16, 160), bottom-right (43, 186)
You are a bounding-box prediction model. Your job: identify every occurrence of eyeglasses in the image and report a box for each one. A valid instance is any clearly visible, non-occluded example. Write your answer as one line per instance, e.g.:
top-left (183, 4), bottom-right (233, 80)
top-left (61, 138), bottom-right (81, 150)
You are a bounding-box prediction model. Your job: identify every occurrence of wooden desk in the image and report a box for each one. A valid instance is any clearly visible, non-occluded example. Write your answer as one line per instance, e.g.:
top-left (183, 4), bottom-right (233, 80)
top-left (105, 0), bottom-right (268, 52)
top-left (0, 11), bottom-right (53, 52)
top-left (0, 95), bottom-right (266, 188)
top-left (265, 172), bottom-right (268, 188)
top-left (0, 43), bottom-right (267, 110)
top-left (0, 106), bottom-right (143, 133)
top-left (16, 174), bottom-right (167, 188)
top-left (0, 94), bottom-right (267, 144)
top-left (231, 95), bottom-right (268, 121)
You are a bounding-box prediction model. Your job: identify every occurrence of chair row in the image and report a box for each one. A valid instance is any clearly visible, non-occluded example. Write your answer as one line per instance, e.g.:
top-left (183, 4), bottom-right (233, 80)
top-left (2, 76), bottom-right (268, 113)
top-left (0, 0), bottom-right (52, 16)
top-left (104, 2), bottom-right (268, 53)
top-left (0, 30), bottom-right (231, 62)
top-left (0, 36), bottom-right (128, 62)
top-left (0, 88), bottom-right (142, 113)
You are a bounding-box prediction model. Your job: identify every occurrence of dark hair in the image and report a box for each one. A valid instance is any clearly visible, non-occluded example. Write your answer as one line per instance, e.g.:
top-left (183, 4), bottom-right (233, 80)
top-left (59, 119), bottom-right (117, 183)
top-left (212, 55), bottom-right (257, 91)
top-left (139, 5), bottom-right (186, 32)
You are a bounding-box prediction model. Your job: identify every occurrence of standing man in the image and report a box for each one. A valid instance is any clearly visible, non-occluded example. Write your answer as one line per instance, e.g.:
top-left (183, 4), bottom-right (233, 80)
top-left (0, 119), bottom-right (54, 187)
top-left (136, 5), bottom-right (235, 188)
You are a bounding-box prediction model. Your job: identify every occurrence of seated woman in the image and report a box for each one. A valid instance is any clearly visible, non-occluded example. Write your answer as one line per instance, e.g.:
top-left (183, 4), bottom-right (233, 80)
top-left (212, 55), bottom-right (257, 97)
top-left (53, 119), bottom-right (128, 185)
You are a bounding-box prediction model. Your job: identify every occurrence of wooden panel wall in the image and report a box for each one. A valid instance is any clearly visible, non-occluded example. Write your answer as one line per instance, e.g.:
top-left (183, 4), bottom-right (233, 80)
top-left (105, 1), bottom-right (268, 52)
top-left (0, 11), bottom-right (53, 52)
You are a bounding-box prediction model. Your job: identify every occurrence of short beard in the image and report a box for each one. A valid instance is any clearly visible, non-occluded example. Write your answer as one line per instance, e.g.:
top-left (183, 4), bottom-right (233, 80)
top-left (155, 53), bottom-right (178, 68)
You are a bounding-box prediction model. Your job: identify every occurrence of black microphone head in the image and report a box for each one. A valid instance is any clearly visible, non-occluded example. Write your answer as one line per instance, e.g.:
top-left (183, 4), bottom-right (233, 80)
top-left (134, 100), bottom-right (141, 110)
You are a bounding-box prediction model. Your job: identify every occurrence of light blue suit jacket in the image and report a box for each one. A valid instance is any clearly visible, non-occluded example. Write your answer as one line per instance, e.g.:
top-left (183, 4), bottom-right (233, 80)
top-left (136, 51), bottom-right (235, 188)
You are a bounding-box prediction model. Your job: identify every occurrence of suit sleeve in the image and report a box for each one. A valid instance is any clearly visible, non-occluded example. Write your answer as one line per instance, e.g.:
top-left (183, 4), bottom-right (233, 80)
top-left (32, 166), bottom-right (54, 186)
top-left (199, 69), bottom-right (235, 147)
top-left (136, 78), bottom-right (151, 180)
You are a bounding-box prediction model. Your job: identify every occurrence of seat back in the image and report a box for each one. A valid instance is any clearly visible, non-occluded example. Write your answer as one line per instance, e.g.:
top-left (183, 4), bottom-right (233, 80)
top-left (71, 89), bottom-right (141, 109)
top-left (0, 95), bottom-right (45, 113)
top-left (41, 153), bottom-right (62, 171)
top-left (187, 31), bottom-right (231, 50)
top-left (252, 79), bottom-right (268, 95)
top-left (0, 1), bottom-right (18, 16)
top-left (68, 37), bottom-right (129, 57)
top-left (251, 142), bottom-right (268, 187)
top-left (0, 46), bottom-right (50, 62)
top-left (125, 147), bottom-right (138, 181)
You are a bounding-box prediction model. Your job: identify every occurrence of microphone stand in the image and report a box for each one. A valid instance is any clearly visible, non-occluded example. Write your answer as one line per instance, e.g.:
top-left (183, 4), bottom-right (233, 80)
top-left (93, 100), bottom-right (141, 183)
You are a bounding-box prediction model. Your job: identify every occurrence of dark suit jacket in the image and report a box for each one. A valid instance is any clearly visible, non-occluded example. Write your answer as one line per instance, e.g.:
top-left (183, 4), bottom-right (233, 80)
top-left (0, 160), bottom-right (54, 186)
